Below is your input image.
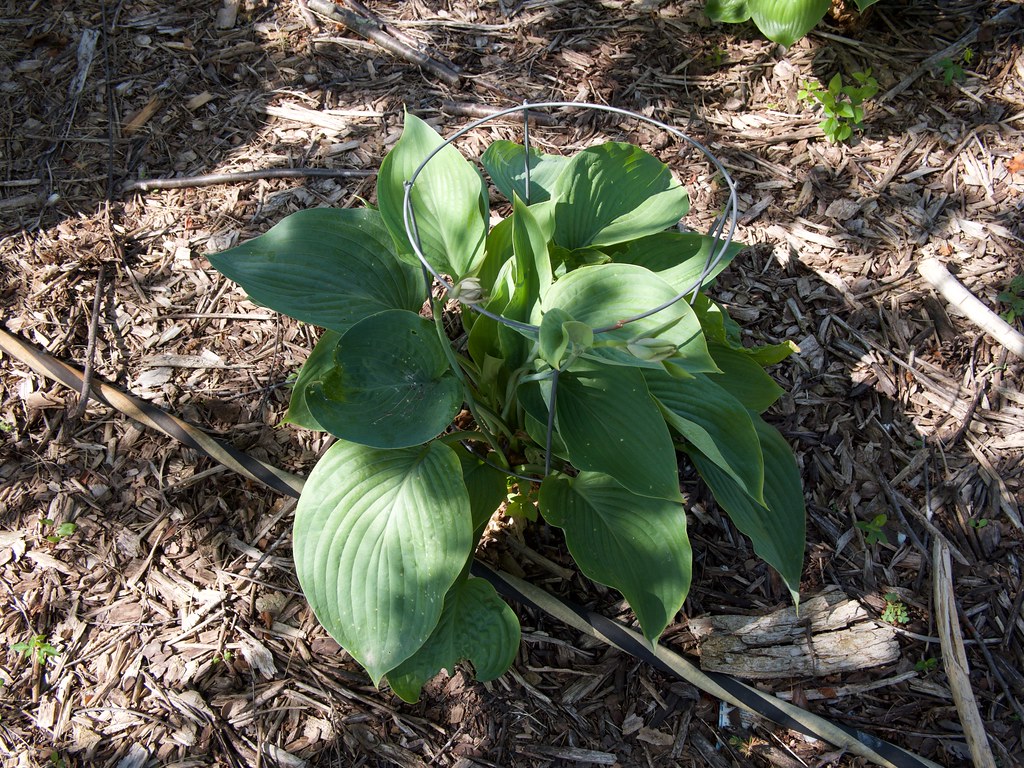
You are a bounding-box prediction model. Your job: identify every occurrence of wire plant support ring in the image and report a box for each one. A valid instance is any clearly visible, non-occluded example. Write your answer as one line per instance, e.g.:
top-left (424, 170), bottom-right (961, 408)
top-left (401, 101), bottom-right (740, 478)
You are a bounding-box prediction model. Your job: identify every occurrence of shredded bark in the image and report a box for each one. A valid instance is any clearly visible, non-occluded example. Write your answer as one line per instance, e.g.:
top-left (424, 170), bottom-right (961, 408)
top-left (1, 0), bottom-right (1022, 766)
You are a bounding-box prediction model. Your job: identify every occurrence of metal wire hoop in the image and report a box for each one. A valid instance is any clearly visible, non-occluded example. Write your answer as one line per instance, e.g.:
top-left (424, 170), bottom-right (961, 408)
top-left (401, 100), bottom-right (739, 335)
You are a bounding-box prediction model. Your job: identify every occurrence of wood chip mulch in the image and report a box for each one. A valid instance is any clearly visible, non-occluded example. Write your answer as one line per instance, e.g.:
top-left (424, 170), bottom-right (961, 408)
top-left (1, 1), bottom-right (1022, 766)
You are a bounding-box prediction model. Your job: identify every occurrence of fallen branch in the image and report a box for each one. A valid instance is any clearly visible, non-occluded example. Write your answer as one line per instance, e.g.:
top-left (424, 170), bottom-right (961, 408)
top-left (917, 258), bottom-right (1024, 360)
top-left (122, 167), bottom-right (373, 193)
top-left (307, 0), bottom-right (461, 87)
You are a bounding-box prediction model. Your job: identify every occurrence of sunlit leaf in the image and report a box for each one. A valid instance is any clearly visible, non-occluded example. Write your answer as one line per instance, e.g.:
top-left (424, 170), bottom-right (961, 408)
top-left (542, 264), bottom-right (717, 372)
top-left (377, 112), bottom-right (489, 278)
top-left (540, 471), bottom-right (691, 642)
top-left (550, 142), bottom-right (689, 249)
top-left (294, 440), bottom-right (473, 684)
top-left (481, 140), bottom-right (570, 205)
top-left (208, 208), bottom-right (422, 333)
top-left (605, 232), bottom-right (743, 293)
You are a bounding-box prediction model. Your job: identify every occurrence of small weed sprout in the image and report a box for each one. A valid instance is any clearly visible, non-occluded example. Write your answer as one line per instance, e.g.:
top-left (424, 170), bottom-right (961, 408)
top-left (915, 657), bottom-right (938, 674)
top-left (40, 517), bottom-right (77, 544)
top-left (881, 593), bottom-right (909, 625)
top-left (938, 46), bottom-right (974, 85)
top-left (798, 70), bottom-right (879, 143)
top-left (997, 275), bottom-right (1024, 324)
top-left (856, 513), bottom-right (888, 546)
top-left (11, 634), bottom-right (60, 665)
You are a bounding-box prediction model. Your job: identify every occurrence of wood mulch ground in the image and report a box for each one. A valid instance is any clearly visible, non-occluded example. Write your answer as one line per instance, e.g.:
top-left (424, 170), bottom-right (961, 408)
top-left (1, 1), bottom-right (1022, 766)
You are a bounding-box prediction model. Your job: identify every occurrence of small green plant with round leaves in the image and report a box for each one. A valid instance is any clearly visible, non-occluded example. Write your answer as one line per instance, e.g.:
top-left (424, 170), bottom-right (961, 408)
top-left (209, 112), bottom-right (807, 702)
top-left (856, 513), bottom-right (888, 545)
top-left (798, 70), bottom-right (879, 143)
top-left (882, 592), bottom-right (909, 625)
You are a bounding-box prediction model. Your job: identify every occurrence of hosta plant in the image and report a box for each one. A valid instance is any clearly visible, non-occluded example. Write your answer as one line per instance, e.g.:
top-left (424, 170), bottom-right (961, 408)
top-left (209, 110), bottom-right (806, 702)
top-left (706, 0), bottom-right (880, 47)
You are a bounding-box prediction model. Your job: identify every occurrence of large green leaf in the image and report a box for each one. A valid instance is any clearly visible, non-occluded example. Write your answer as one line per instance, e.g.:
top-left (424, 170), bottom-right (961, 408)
top-left (539, 472), bottom-right (691, 642)
top-left (686, 416), bottom-right (805, 605)
top-left (550, 142), bottom-right (689, 250)
top-left (751, 0), bottom-right (830, 46)
top-left (604, 232), bottom-right (743, 293)
top-left (294, 440), bottom-right (473, 684)
top-left (645, 367), bottom-right (764, 504)
top-left (480, 140), bottom-right (570, 205)
top-left (707, 0), bottom-right (831, 47)
top-left (555, 359), bottom-right (682, 502)
top-left (284, 330), bottom-right (342, 430)
top-left (377, 112), bottom-right (489, 279)
top-left (705, 0), bottom-right (752, 23)
top-left (386, 576), bottom-right (520, 702)
top-left (542, 264), bottom-right (717, 372)
top-left (208, 208), bottom-right (423, 333)
top-left (707, 343), bottom-right (784, 413)
top-left (305, 310), bottom-right (462, 449)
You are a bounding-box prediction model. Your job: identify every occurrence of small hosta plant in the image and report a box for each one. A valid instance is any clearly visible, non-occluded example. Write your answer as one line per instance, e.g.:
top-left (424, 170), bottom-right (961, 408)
top-left (706, 0), bottom-right (880, 47)
top-left (209, 112), bottom-right (806, 702)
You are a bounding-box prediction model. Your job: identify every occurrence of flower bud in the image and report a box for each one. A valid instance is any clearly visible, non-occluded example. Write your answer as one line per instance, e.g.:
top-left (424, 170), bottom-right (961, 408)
top-left (626, 337), bottom-right (679, 362)
top-left (448, 277), bottom-right (484, 303)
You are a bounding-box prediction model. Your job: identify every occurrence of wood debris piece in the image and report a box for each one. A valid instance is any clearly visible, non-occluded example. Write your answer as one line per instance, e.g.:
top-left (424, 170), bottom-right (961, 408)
top-left (215, 0), bottom-right (240, 29)
top-left (933, 541), bottom-right (997, 768)
top-left (918, 257), bottom-right (1024, 360)
top-left (307, 0), bottom-right (460, 86)
top-left (688, 587), bottom-right (899, 679)
top-left (122, 95), bottom-right (163, 135)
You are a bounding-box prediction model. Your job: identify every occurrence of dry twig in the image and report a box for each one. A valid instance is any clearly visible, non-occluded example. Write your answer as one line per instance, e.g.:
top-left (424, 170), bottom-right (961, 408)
top-left (122, 167), bottom-right (374, 193)
top-left (307, 0), bottom-right (461, 86)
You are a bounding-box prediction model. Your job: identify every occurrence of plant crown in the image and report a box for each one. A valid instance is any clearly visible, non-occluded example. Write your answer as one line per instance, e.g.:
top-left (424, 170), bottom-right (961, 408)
top-left (209, 113), bottom-right (807, 702)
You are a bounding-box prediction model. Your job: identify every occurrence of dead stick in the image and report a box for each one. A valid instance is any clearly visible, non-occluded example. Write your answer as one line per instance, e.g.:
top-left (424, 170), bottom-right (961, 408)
top-left (918, 257), bottom-right (1024, 360)
top-left (307, 0), bottom-right (461, 86)
top-left (933, 541), bottom-right (998, 768)
top-left (122, 167), bottom-right (373, 193)
top-left (72, 266), bottom-right (105, 419)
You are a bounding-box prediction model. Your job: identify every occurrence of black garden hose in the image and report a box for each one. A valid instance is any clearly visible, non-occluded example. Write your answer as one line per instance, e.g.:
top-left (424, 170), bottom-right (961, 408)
top-left (0, 324), bottom-right (943, 768)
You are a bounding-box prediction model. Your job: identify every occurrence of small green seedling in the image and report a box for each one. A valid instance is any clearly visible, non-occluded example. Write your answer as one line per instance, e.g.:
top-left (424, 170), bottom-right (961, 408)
top-left (914, 657), bottom-right (938, 674)
top-left (968, 517), bottom-right (990, 529)
top-left (40, 517), bottom-right (77, 544)
top-left (798, 70), bottom-right (879, 143)
top-left (881, 592), bottom-right (909, 625)
top-left (213, 649), bottom-right (235, 664)
top-left (11, 634), bottom-right (60, 666)
top-left (938, 47), bottom-right (974, 85)
top-left (856, 513), bottom-right (888, 546)
top-left (998, 275), bottom-right (1024, 324)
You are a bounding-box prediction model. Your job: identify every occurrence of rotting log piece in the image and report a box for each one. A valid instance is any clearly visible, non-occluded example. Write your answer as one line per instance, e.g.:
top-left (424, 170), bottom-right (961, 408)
top-left (688, 587), bottom-right (899, 679)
